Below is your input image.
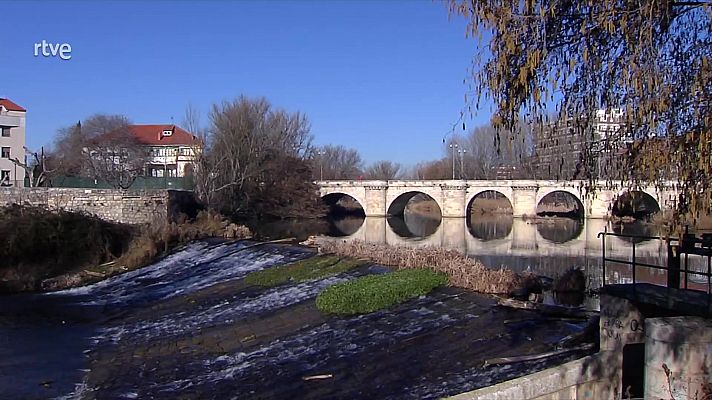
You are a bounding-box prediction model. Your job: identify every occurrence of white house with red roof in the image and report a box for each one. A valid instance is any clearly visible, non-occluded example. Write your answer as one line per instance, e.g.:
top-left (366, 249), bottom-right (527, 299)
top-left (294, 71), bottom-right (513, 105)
top-left (0, 98), bottom-right (26, 186)
top-left (128, 124), bottom-right (201, 178)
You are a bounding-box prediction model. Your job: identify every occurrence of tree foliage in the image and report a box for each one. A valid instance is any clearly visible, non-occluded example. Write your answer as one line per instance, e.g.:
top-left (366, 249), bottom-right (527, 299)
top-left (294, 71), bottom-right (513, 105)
top-left (449, 0), bottom-right (712, 224)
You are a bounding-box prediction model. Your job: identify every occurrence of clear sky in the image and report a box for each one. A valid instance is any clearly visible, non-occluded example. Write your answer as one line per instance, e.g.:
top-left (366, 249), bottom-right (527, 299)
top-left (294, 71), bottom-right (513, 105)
top-left (1, 0), bottom-right (491, 165)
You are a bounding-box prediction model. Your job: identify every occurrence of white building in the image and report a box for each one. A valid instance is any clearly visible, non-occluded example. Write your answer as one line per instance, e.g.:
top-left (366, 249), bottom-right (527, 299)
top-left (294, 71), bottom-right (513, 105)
top-left (0, 98), bottom-right (26, 186)
top-left (127, 125), bottom-right (201, 178)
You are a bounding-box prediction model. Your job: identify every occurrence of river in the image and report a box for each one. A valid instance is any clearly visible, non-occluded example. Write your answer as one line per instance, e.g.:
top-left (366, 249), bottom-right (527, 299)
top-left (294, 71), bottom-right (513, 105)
top-left (0, 213), bottom-right (707, 399)
top-left (318, 213), bottom-right (711, 302)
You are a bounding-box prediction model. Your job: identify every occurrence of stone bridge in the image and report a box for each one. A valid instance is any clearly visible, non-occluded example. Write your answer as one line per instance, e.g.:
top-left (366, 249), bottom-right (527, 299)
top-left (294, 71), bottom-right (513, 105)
top-left (317, 180), bottom-right (678, 219)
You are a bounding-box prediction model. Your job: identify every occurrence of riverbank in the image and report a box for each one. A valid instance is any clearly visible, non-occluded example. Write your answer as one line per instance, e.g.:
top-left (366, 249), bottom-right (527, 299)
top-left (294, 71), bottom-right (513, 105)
top-left (0, 205), bottom-right (251, 293)
top-left (0, 240), bottom-right (594, 399)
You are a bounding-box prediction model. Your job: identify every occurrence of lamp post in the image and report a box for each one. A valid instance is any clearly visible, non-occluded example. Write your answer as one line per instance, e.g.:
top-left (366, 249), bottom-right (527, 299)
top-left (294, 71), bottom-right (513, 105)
top-left (458, 148), bottom-right (467, 179)
top-left (317, 150), bottom-right (325, 180)
top-left (449, 143), bottom-right (458, 179)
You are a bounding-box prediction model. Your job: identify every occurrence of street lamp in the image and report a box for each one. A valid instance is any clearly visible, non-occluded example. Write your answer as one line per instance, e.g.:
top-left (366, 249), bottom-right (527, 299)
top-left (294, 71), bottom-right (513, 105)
top-left (458, 148), bottom-right (467, 179)
top-left (317, 150), bottom-right (325, 180)
top-left (449, 143), bottom-right (458, 180)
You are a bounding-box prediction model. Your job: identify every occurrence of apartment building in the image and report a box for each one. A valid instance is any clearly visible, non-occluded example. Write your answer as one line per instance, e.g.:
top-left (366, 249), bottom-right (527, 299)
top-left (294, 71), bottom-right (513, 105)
top-left (533, 109), bottom-right (625, 179)
top-left (0, 98), bottom-right (26, 186)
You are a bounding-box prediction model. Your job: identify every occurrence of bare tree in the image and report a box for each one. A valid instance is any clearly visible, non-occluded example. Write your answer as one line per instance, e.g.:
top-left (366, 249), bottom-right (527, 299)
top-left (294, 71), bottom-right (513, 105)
top-left (196, 96), bottom-right (321, 218)
top-left (310, 144), bottom-right (363, 180)
top-left (365, 160), bottom-right (402, 180)
top-left (52, 114), bottom-right (136, 182)
top-left (412, 159), bottom-right (450, 180)
top-left (83, 123), bottom-right (148, 189)
top-left (10, 146), bottom-right (58, 187)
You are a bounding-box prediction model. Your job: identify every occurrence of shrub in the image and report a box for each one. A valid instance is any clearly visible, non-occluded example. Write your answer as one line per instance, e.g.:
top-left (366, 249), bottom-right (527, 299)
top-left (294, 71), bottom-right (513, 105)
top-left (244, 255), bottom-right (363, 287)
top-left (0, 205), bottom-right (134, 291)
top-left (316, 269), bottom-right (448, 315)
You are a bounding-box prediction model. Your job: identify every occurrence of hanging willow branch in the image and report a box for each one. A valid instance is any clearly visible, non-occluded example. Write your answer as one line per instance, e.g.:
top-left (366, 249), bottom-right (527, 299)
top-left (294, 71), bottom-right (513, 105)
top-left (448, 0), bottom-right (712, 228)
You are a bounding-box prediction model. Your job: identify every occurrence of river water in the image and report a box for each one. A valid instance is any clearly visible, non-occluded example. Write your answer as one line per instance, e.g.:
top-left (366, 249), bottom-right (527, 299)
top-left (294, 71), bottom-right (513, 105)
top-left (1, 213), bottom-right (708, 399)
top-left (0, 241), bottom-right (589, 399)
top-left (320, 214), bottom-right (711, 298)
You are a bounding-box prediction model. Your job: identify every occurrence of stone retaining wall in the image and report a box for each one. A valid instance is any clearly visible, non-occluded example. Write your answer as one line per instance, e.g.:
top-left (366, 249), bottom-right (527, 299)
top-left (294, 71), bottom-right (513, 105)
top-left (0, 187), bottom-right (198, 225)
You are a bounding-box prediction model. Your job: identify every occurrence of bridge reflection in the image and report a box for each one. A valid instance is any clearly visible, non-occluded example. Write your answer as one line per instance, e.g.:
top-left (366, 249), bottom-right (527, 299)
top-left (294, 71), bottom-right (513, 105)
top-left (330, 215), bottom-right (665, 258)
top-left (325, 214), bottom-right (676, 289)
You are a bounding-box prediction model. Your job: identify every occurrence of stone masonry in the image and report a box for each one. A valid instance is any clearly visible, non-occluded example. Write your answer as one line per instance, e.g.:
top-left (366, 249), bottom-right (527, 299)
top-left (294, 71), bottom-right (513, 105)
top-left (0, 187), bottom-right (197, 225)
top-left (318, 179), bottom-right (679, 219)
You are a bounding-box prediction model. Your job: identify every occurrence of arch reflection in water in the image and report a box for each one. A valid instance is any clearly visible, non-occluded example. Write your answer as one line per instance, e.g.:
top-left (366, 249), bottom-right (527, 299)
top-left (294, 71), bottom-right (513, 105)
top-left (609, 220), bottom-right (660, 244)
top-left (535, 217), bottom-right (584, 243)
top-left (328, 216), bottom-right (365, 237)
top-left (387, 213), bottom-right (441, 238)
top-left (323, 217), bottom-right (671, 291)
top-left (467, 215), bottom-right (513, 241)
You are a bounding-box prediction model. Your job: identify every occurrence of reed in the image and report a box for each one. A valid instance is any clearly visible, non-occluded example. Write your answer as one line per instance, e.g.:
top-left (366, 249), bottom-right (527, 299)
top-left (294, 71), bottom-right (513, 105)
top-left (318, 240), bottom-right (525, 294)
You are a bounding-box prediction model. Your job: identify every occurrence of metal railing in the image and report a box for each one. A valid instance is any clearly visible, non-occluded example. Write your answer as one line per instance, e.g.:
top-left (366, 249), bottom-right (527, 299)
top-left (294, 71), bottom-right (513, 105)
top-left (598, 228), bottom-right (712, 294)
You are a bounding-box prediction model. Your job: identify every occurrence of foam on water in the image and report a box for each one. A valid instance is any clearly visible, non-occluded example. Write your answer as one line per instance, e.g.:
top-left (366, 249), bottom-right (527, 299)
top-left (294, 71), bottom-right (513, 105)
top-left (97, 274), bottom-right (353, 343)
top-left (46, 241), bottom-right (311, 307)
top-left (144, 296), bottom-right (477, 394)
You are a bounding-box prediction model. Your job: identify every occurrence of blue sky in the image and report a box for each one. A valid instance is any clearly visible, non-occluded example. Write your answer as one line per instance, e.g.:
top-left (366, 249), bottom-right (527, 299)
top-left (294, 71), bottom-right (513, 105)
top-left (1, 0), bottom-right (491, 165)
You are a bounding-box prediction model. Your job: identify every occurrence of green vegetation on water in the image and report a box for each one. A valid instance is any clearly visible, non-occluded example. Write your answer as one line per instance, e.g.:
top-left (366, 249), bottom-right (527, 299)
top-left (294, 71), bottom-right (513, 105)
top-left (244, 255), bottom-right (365, 287)
top-left (316, 269), bottom-right (449, 315)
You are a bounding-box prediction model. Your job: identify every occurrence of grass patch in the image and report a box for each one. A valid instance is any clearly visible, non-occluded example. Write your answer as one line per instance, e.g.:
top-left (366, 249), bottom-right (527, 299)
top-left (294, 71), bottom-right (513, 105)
top-left (318, 240), bottom-right (526, 295)
top-left (316, 269), bottom-right (448, 315)
top-left (244, 255), bottom-right (364, 287)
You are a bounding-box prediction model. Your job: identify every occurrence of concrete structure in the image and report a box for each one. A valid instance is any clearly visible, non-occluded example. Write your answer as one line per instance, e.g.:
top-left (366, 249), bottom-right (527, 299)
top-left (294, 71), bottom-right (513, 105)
top-left (318, 180), bottom-right (677, 219)
top-left (449, 284), bottom-right (712, 400)
top-left (0, 98), bottom-right (27, 186)
top-left (0, 187), bottom-right (196, 224)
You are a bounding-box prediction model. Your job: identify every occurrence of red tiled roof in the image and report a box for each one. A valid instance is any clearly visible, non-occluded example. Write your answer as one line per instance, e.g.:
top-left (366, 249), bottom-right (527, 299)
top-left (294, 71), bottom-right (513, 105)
top-left (127, 125), bottom-right (200, 146)
top-left (0, 98), bottom-right (26, 112)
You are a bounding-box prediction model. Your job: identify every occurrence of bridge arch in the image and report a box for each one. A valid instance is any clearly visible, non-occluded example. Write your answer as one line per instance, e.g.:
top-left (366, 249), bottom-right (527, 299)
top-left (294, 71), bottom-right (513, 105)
top-left (466, 190), bottom-right (513, 216)
top-left (612, 190), bottom-right (661, 219)
top-left (466, 189), bottom-right (514, 216)
top-left (321, 191), bottom-right (366, 217)
top-left (536, 188), bottom-right (585, 218)
top-left (387, 191), bottom-right (442, 218)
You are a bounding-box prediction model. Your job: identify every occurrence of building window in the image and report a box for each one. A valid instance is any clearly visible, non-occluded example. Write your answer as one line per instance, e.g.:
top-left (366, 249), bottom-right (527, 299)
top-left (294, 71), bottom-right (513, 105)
top-left (1, 127), bottom-right (9, 137)
top-left (1, 147), bottom-right (9, 158)
top-left (162, 129), bottom-right (173, 137)
top-left (0, 170), bottom-right (9, 183)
